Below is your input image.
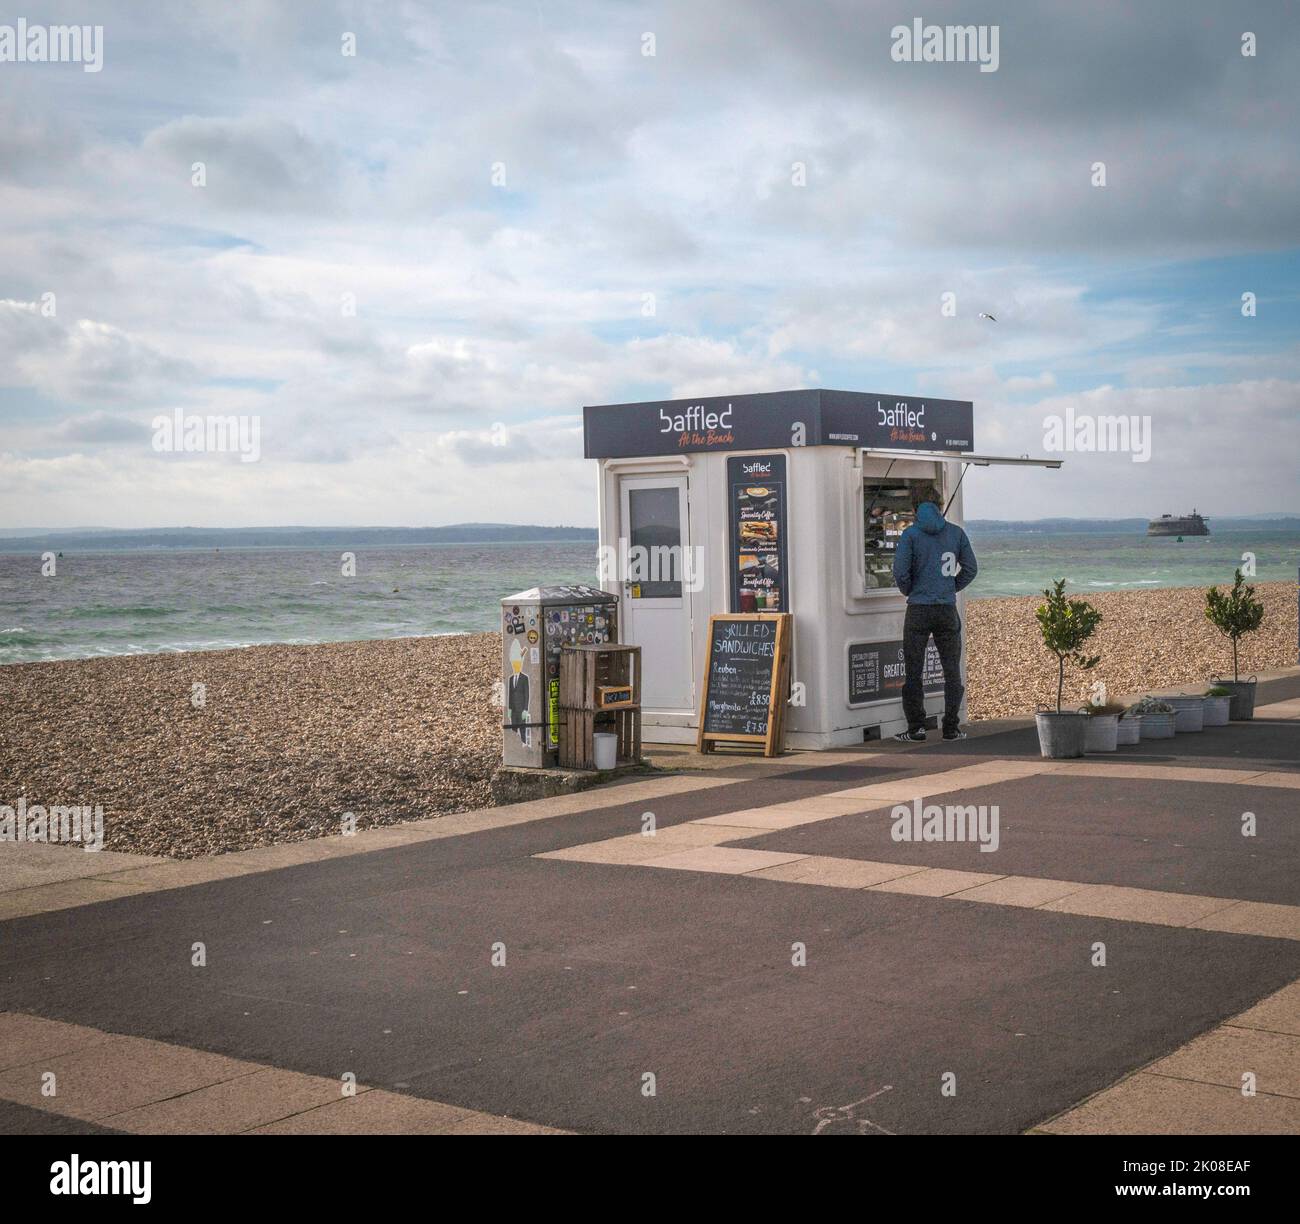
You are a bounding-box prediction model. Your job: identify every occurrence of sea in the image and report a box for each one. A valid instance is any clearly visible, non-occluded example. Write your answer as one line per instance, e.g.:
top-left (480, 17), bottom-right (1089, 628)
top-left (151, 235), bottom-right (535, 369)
top-left (2, 531), bottom-right (1296, 665)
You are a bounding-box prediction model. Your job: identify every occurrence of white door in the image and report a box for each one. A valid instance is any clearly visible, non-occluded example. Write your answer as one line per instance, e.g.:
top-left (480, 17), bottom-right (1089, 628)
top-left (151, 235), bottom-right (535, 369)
top-left (618, 474), bottom-right (694, 712)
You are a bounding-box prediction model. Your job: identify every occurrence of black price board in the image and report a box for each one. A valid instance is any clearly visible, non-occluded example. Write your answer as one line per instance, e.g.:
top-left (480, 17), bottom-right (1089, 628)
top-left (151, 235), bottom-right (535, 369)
top-left (727, 454), bottom-right (788, 614)
top-left (697, 613), bottom-right (792, 756)
top-left (848, 639), bottom-right (946, 705)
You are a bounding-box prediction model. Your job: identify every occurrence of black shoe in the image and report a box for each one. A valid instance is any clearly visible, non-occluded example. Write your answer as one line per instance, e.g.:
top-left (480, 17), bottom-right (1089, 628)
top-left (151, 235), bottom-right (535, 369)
top-left (943, 729), bottom-right (967, 741)
top-left (894, 730), bottom-right (927, 743)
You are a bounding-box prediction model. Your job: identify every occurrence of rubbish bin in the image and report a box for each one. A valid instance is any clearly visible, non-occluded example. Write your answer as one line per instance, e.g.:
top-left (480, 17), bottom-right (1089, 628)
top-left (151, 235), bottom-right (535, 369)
top-left (501, 585), bottom-right (619, 768)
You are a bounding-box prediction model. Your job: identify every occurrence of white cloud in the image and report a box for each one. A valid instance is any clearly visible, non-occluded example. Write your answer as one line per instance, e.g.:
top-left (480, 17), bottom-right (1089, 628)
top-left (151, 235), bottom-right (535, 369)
top-left (0, 0), bottom-right (1297, 527)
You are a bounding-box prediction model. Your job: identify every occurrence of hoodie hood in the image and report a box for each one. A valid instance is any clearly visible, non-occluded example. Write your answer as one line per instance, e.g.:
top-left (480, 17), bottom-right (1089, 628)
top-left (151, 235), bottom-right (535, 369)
top-left (916, 501), bottom-right (946, 534)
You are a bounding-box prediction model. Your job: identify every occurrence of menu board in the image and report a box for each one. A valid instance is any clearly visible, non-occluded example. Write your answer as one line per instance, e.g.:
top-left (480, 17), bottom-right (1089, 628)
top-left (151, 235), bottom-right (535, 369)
top-left (697, 614), bottom-right (792, 756)
top-left (847, 639), bottom-right (946, 705)
top-left (727, 454), bottom-right (788, 613)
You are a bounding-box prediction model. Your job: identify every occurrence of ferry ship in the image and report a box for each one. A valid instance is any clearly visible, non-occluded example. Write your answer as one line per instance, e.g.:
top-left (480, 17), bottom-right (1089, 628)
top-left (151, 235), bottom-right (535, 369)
top-left (1147, 510), bottom-right (1209, 537)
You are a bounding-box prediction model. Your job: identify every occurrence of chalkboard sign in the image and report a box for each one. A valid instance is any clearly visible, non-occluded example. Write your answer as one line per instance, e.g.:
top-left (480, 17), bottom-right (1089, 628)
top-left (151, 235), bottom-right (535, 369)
top-left (697, 613), bottom-right (792, 756)
top-left (847, 639), bottom-right (946, 705)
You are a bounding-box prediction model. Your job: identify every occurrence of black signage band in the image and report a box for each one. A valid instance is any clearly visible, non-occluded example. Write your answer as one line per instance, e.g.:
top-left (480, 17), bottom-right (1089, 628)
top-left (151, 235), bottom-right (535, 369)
top-left (584, 388), bottom-right (973, 458)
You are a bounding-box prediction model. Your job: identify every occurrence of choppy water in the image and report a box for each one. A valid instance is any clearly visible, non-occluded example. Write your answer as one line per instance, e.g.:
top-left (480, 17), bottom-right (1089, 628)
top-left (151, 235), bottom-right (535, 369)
top-left (1, 531), bottom-right (1296, 664)
top-left (969, 529), bottom-right (1299, 598)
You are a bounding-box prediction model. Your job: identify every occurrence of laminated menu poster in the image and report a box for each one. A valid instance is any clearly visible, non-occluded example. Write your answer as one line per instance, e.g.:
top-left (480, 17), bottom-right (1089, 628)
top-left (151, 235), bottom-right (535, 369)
top-left (847, 639), bottom-right (947, 705)
top-left (698, 613), bottom-right (792, 756)
top-left (727, 454), bottom-right (789, 613)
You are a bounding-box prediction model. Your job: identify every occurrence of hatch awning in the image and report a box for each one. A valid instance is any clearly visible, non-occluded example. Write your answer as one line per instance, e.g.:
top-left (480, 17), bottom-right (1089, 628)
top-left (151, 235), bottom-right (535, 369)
top-left (858, 447), bottom-right (1061, 468)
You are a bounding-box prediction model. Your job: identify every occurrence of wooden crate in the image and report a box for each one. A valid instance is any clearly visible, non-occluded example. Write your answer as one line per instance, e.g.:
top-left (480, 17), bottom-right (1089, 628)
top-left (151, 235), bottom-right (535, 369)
top-left (558, 644), bottom-right (642, 770)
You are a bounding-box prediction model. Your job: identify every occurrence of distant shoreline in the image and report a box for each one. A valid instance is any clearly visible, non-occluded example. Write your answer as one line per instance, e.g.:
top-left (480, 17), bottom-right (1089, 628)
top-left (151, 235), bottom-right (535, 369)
top-left (2, 517), bottom-right (1298, 553)
top-left (0, 526), bottom-right (598, 553)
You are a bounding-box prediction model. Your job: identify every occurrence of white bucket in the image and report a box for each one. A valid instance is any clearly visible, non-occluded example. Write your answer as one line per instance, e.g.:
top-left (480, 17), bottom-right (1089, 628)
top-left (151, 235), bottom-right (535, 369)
top-left (593, 732), bottom-right (618, 771)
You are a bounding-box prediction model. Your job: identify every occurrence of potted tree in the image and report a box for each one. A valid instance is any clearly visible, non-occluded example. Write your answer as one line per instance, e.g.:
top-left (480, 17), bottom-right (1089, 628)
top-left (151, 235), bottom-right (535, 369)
top-left (1204, 570), bottom-right (1265, 719)
top-left (1034, 579), bottom-right (1102, 758)
top-left (1202, 685), bottom-right (1233, 727)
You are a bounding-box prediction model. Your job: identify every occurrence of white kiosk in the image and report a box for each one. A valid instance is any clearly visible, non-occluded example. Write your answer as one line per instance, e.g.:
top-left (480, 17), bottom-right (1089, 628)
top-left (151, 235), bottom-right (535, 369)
top-left (584, 388), bottom-right (1060, 749)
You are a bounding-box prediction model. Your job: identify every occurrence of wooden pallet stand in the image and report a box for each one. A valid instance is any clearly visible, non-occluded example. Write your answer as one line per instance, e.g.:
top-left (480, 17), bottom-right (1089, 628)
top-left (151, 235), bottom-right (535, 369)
top-left (558, 644), bottom-right (642, 770)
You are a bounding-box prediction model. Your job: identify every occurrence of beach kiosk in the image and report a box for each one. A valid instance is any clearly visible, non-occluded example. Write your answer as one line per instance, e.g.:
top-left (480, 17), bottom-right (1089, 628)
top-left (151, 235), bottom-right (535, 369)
top-left (583, 389), bottom-right (1060, 748)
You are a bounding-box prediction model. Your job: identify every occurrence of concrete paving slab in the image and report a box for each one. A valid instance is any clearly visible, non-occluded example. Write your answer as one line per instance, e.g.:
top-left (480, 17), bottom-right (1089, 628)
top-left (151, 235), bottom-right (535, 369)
top-left (1148, 1025), bottom-right (1300, 1098)
top-left (746, 855), bottom-right (925, 889)
top-left (868, 868), bottom-right (1005, 897)
top-left (1191, 901), bottom-right (1300, 941)
top-left (1053, 763), bottom-right (1265, 784)
top-left (92, 858), bottom-right (264, 891)
top-left (693, 805), bottom-right (846, 830)
top-left (1247, 772), bottom-right (1300, 789)
top-left (1037, 1071), bottom-right (1300, 1135)
top-left (0, 1098), bottom-right (125, 1135)
top-left (821, 785), bottom-right (933, 803)
top-left (640, 846), bottom-right (808, 875)
top-left (0, 1035), bottom-right (257, 1120)
top-left (1040, 884), bottom-right (1237, 928)
top-left (103, 1066), bottom-right (345, 1134)
top-left (948, 875), bottom-right (1090, 909)
top-left (0, 878), bottom-right (153, 921)
top-left (0, 1011), bottom-right (567, 1136)
top-left (772, 793), bottom-right (888, 814)
top-left (0, 843), bottom-right (169, 893)
top-left (536, 825), bottom-right (736, 865)
top-left (1229, 981), bottom-right (1300, 1036)
top-left (248, 1088), bottom-right (476, 1134)
top-left (0, 1012), bottom-right (119, 1071)
top-left (443, 1111), bottom-right (568, 1134)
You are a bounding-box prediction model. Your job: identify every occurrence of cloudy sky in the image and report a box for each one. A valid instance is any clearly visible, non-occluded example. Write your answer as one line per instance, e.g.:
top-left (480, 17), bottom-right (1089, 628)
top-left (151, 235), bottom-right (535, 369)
top-left (2, 0), bottom-right (1297, 528)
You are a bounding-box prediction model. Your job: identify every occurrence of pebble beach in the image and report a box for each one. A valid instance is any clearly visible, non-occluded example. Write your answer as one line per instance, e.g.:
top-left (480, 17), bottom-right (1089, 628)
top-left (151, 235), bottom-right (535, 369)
top-left (1, 582), bottom-right (1294, 859)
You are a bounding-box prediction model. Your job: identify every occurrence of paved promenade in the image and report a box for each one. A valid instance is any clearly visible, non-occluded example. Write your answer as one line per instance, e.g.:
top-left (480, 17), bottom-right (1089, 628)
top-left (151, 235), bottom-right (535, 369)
top-left (2, 676), bottom-right (1298, 1134)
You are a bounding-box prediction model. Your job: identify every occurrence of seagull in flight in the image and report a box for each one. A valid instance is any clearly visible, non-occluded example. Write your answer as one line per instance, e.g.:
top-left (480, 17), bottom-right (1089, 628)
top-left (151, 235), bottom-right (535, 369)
top-left (978, 312), bottom-right (997, 322)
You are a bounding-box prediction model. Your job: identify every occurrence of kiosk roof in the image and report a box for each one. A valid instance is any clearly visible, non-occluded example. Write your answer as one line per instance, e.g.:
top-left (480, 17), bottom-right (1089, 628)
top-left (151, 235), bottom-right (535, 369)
top-left (583, 388), bottom-right (974, 458)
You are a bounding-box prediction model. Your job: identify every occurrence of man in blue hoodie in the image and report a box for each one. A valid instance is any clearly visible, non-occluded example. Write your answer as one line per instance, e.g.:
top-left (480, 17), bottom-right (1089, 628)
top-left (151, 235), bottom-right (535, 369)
top-left (890, 483), bottom-right (978, 742)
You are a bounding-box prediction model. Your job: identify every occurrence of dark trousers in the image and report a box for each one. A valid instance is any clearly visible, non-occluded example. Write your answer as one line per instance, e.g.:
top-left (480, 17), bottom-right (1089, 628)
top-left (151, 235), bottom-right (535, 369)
top-left (902, 603), bottom-right (964, 734)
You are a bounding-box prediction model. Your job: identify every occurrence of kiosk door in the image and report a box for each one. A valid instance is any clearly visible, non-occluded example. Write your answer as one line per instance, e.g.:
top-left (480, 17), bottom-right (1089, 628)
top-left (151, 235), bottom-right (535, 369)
top-left (618, 474), bottom-right (694, 711)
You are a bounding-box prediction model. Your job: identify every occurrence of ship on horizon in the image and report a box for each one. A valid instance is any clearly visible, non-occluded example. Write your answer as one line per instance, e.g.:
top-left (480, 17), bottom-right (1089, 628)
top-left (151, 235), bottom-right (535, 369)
top-left (1147, 510), bottom-right (1210, 538)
